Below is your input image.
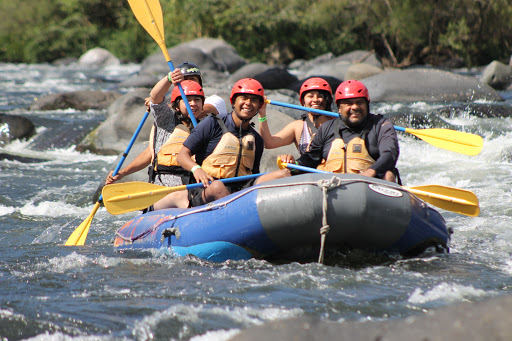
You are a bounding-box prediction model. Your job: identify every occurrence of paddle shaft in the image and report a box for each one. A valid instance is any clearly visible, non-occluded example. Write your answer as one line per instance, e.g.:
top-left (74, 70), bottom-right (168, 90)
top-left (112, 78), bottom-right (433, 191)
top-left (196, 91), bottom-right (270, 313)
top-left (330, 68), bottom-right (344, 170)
top-left (264, 99), bottom-right (482, 155)
top-left (266, 98), bottom-right (429, 135)
top-left (64, 110), bottom-right (151, 245)
top-left (106, 172), bottom-right (267, 203)
top-left (103, 172), bottom-right (268, 214)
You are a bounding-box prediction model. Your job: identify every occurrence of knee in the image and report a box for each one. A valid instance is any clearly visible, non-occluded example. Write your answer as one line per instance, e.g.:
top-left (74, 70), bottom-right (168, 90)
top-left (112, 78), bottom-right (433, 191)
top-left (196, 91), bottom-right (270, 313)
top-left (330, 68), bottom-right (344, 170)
top-left (277, 169), bottom-right (292, 178)
top-left (204, 181), bottom-right (229, 201)
top-left (384, 171), bottom-right (396, 183)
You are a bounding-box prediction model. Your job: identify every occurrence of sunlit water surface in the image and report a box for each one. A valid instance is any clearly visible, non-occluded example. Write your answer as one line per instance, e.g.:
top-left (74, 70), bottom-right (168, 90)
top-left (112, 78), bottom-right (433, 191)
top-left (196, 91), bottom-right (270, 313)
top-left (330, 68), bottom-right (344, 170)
top-left (1, 63), bottom-right (512, 340)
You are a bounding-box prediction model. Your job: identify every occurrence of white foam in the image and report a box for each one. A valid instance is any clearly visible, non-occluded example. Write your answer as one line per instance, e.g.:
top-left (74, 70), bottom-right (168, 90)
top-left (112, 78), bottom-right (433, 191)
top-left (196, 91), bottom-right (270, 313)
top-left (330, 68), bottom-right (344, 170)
top-left (408, 282), bottom-right (489, 304)
top-left (190, 329), bottom-right (241, 341)
top-left (24, 331), bottom-right (112, 341)
top-left (0, 204), bottom-right (15, 215)
top-left (131, 304), bottom-right (303, 340)
top-left (19, 201), bottom-right (94, 217)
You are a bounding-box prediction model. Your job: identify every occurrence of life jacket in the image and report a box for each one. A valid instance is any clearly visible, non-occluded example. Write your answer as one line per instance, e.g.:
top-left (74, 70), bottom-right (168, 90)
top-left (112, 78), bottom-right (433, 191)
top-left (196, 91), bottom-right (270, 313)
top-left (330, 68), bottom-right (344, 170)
top-left (149, 123), bottom-right (190, 179)
top-left (317, 119), bottom-right (375, 173)
top-left (201, 115), bottom-right (256, 179)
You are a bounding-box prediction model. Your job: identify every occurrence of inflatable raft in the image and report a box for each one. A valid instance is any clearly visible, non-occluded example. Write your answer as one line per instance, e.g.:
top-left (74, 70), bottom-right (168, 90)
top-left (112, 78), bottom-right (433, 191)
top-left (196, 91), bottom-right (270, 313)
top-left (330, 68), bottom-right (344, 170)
top-left (113, 173), bottom-right (450, 263)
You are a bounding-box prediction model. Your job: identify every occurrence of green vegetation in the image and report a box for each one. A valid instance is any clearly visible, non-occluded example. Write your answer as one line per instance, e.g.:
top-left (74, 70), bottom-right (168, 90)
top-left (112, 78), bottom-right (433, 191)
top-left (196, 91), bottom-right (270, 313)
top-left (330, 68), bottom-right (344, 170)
top-left (1, 0), bottom-right (511, 67)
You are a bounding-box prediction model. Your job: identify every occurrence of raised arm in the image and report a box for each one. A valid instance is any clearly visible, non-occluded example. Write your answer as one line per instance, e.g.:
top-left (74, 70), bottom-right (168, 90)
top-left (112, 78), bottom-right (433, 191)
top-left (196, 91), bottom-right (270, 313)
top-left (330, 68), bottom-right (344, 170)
top-left (150, 69), bottom-right (184, 104)
top-left (258, 101), bottom-right (300, 149)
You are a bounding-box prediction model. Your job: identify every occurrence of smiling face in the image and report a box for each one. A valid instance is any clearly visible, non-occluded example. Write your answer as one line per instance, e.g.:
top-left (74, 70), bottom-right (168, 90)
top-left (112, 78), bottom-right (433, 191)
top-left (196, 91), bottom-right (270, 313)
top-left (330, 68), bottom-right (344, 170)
top-left (178, 95), bottom-right (204, 119)
top-left (302, 90), bottom-right (327, 110)
top-left (232, 94), bottom-right (263, 121)
top-left (337, 97), bottom-right (369, 128)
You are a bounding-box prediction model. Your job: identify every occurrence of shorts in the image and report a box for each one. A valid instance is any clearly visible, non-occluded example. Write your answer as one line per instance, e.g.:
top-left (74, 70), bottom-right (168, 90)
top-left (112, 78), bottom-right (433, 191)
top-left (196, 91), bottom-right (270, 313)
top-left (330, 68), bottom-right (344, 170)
top-left (187, 178), bottom-right (257, 207)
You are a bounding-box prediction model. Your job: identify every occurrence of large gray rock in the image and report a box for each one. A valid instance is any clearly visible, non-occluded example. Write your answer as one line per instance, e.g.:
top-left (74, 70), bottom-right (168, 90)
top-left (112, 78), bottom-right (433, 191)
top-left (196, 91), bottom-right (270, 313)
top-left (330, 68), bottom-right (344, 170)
top-left (77, 88), bottom-right (154, 155)
top-left (229, 294), bottom-right (512, 341)
top-left (182, 38), bottom-right (247, 73)
top-left (117, 74), bottom-right (161, 89)
top-left (29, 90), bottom-right (122, 111)
top-left (292, 50), bottom-right (381, 81)
top-left (344, 63), bottom-right (383, 81)
top-left (303, 61), bottom-right (351, 81)
top-left (140, 43), bottom-right (225, 80)
top-left (228, 63), bottom-right (298, 89)
top-left (363, 68), bottom-right (504, 102)
top-left (249, 108), bottom-right (299, 172)
top-left (0, 114), bottom-right (35, 145)
top-left (78, 47), bottom-right (120, 67)
top-left (335, 50), bottom-right (383, 68)
top-left (480, 60), bottom-right (512, 90)
top-left (228, 63), bottom-right (273, 82)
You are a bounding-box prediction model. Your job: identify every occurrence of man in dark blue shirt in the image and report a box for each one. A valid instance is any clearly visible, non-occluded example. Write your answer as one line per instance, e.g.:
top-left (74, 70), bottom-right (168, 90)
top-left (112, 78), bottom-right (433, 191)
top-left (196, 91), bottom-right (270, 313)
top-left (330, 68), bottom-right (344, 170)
top-left (178, 78), bottom-right (291, 206)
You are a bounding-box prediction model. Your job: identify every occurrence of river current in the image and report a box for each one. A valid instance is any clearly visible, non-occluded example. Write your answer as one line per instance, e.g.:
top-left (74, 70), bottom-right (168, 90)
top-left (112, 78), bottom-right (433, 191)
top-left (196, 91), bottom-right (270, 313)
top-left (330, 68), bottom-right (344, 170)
top-left (1, 62), bottom-right (512, 340)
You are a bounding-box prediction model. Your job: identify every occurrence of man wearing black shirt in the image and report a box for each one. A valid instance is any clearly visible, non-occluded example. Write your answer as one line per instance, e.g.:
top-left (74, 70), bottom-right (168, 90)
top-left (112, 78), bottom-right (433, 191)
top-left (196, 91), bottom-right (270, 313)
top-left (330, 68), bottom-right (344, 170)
top-left (279, 80), bottom-right (399, 182)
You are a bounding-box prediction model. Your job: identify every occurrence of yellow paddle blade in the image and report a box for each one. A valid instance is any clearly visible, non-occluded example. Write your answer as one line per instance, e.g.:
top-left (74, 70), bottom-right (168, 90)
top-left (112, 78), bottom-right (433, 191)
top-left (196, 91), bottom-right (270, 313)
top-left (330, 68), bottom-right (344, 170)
top-left (65, 201), bottom-right (101, 246)
top-left (406, 185), bottom-right (480, 217)
top-left (404, 128), bottom-right (483, 156)
top-left (102, 182), bottom-right (187, 215)
top-left (126, 0), bottom-right (170, 61)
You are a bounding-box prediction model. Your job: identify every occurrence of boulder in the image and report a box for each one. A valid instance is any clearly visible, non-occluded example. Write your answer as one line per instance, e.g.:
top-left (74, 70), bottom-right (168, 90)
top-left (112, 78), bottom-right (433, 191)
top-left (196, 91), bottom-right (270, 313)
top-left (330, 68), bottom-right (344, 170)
top-left (182, 38), bottom-right (247, 73)
top-left (334, 50), bottom-right (383, 68)
top-left (28, 115), bottom-right (104, 151)
top-left (118, 74), bottom-right (161, 89)
top-left (249, 108), bottom-right (298, 172)
top-left (291, 51), bottom-right (381, 81)
top-left (344, 63), bottom-right (383, 81)
top-left (78, 47), bottom-right (120, 68)
top-left (30, 90), bottom-right (122, 111)
top-left (480, 60), bottom-right (512, 90)
top-left (76, 88), bottom-right (154, 155)
top-left (228, 63), bottom-right (273, 82)
top-left (363, 68), bottom-right (504, 102)
top-left (140, 43), bottom-right (224, 81)
top-left (228, 63), bottom-right (298, 89)
top-left (254, 67), bottom-right (298, 90)
top-left (289, 52), bottom-right (335, 71)
top-left (229, 294), bottom-right (512, 341)
top-left (0, 114), bottom-right (35, 145)
top-left (303, 61), bottom-right (351, 81)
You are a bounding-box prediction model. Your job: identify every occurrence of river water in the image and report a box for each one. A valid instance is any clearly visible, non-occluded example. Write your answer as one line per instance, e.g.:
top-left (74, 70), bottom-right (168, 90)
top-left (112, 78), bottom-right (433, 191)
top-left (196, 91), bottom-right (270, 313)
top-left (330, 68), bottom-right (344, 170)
top-left (1, 62), bottom-right (512, 340)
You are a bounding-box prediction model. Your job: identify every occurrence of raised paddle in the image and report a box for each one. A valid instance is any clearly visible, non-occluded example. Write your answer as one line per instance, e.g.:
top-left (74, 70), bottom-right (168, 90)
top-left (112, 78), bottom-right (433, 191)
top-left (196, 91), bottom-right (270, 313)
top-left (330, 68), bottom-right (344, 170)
top-left (102, 172), bottom-right (268, 215)
top-left (65, 110), bottom-right (151, 245)
top-left (264, 99), bottom-right (483, 156)
top-left (127, 0), bottom-right (198, 127)
top-left (276, 158), bottom-right (480, 217)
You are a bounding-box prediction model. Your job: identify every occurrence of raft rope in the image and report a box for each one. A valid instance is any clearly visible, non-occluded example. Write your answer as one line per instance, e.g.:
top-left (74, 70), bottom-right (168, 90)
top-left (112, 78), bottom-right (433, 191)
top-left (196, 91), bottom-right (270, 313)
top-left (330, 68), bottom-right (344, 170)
top-left (317, 176), bottom-right (343, 264)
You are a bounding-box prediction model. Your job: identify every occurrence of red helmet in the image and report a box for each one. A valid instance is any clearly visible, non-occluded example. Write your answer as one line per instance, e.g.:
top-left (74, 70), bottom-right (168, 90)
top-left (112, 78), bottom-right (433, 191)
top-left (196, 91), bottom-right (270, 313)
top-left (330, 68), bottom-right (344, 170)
top-left (171, 80), bottom-right (205, 103)
top-left (335, 80), bottom-right (370, 104)
top-left (299, 77), bottom-right (333, 106)
top-left (230, 78), bottom-right (265, 105)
